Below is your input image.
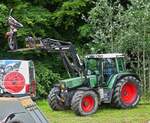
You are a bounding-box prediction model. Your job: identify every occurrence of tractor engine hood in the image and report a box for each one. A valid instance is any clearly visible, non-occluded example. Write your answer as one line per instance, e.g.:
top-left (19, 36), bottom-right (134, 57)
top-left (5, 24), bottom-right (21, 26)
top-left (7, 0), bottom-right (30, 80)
top-left (59, 75), bottom-right (97, 89)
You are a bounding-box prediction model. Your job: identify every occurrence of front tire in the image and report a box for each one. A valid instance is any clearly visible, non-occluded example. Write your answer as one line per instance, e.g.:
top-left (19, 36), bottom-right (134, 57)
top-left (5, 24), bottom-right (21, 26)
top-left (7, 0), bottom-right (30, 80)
top-left (48, 87), bottom-right (64, 110)
top-left (112, 76), bottom-right (141, 108)
top-left (71, 90), bottom-right (98, 116)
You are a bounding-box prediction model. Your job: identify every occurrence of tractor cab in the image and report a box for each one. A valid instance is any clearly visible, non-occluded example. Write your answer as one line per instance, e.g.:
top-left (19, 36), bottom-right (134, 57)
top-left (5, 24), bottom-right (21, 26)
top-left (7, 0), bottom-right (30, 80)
top-left (85, 53), bottom-right (126, 86)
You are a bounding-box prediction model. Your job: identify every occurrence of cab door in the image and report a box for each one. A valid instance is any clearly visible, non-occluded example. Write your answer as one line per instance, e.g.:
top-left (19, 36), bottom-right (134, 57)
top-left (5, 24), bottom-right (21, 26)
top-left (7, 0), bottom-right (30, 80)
top-left (102, 58), bottom-right (117, 83)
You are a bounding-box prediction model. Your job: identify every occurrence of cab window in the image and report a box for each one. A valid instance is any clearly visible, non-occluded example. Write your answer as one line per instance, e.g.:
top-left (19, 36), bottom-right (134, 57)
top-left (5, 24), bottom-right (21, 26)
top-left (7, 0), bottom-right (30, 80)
top-left (103, 58), bottom-right (116, 82)
top-left (87, 59), bottom-right (98, 75)
top-left (117, 58), bottom-right (125, 72)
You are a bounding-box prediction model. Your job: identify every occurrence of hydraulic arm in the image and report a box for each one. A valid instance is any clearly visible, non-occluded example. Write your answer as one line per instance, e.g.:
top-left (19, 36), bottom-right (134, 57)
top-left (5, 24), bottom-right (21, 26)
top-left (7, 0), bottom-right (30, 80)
top-left (40, 38), bottom-right (83, 77)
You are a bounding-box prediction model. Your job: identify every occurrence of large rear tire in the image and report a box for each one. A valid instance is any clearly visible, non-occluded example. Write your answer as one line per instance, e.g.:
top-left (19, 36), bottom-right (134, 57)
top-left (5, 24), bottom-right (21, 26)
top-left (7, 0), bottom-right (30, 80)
top-left (48, 87), bottom-right (64, 110)
top-left (112, 76), bottom-right (141, 108)
top-left (71, 90), bottom-right (98, 116)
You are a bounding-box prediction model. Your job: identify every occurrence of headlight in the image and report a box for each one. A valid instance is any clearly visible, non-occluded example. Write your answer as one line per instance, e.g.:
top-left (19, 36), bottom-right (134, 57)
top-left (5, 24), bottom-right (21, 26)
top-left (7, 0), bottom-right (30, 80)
top-left (60, 83), bottom-right (65, 90)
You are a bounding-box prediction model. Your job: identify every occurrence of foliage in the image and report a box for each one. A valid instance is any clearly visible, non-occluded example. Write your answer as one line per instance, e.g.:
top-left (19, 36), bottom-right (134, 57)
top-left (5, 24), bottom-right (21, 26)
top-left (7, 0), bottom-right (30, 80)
top-left (89, 0), bottom-right (150, 53)
top-left (0, 4), bottom-right (8, 46)
top-left (89, 0), bottom-right (150, 94)
top-left (88, 0), bottom-right (124, 52)
top-left (50, 0), bottom-right (94, 44)
top-left (35, 62), bottom-right (61, 98)
top-left (0, 0), bottom-right (94, 47)
top-left (0, 4), bottom-right (8, 28)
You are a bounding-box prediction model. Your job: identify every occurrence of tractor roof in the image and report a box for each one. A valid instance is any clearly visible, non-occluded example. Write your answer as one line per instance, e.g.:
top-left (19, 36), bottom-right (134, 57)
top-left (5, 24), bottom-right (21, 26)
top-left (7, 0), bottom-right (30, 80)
top-left (85, 53), bottom-right (124, 59)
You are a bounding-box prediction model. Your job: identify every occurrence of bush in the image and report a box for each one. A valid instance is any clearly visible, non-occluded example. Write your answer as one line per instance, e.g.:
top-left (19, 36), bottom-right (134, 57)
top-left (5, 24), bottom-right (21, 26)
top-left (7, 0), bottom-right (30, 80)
top-left (35, 62), bottom-right (61, 98)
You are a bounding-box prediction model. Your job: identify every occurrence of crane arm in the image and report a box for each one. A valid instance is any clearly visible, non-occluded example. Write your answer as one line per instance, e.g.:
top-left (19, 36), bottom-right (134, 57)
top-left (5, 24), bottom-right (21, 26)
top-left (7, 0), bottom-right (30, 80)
top-left (40, 38), bottom-right (83, 77)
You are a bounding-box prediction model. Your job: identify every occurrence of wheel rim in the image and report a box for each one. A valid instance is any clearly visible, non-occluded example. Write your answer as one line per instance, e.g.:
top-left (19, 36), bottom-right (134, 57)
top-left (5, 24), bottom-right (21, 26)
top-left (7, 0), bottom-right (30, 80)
top-left (81, 95), bottom-right (95, 112)
top-left (121, 82), bottom-right (137, 105)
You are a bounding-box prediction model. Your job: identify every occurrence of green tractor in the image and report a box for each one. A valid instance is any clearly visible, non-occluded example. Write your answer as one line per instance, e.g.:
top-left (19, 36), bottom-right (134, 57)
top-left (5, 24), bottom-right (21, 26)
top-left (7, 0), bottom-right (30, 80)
top-left (41, 38), bottom-right (141, 116)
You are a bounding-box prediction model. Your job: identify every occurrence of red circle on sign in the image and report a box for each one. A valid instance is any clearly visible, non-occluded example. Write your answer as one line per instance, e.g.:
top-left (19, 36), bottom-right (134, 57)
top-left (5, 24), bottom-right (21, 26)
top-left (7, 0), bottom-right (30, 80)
top-left (3, 71), bottom-right (25, 93)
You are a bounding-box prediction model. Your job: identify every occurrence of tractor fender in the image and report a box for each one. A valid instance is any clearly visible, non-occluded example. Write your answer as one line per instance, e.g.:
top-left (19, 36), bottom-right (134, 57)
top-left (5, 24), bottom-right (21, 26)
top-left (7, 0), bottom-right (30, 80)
top-left (108, 72), bottom-right (140, 89)
top-left (76, 87), bottom-right (91, 91)
top-left (75, 87), bottom-right (101, 103)
top-left (76, 87), bottom-right (99, 94)
top-left (107, 73), bottom-right (141, 102)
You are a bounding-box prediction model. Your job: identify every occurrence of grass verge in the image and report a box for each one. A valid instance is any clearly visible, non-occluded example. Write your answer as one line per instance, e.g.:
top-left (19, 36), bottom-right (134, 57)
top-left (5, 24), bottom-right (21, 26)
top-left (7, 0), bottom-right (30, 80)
top-left (37, 100), bottom-right (150, 123)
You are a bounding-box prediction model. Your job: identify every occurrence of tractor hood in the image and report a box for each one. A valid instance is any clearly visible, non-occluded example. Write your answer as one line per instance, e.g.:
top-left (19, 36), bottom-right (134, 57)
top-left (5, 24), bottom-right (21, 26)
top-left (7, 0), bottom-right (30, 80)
top-left (60, 75), bottom-right (97, 89)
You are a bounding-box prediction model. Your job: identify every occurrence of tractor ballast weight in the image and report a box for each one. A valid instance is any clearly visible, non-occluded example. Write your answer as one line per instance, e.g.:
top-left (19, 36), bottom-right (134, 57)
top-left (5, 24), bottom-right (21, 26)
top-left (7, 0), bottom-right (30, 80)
top-left (36, 38), bottom-right (141, 116)
top-left (0, 96), bottom-right (49, 123)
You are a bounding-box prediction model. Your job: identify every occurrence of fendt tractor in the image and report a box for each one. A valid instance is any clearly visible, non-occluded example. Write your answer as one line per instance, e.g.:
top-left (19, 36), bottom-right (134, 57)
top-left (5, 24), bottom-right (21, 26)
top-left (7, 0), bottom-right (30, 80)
top-left (36, 38), bottom-right (141, 116)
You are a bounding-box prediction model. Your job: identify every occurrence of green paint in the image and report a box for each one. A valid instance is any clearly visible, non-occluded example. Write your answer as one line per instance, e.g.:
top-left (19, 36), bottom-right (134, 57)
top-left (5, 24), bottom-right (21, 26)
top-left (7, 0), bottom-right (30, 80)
top-left (60, 75), bottom-right (97, 88)
top-left (60, 76), bottom-right (83, 88)
top-left (107, 74), bottom-right (118, 89)
top-left (89, 75), bottom-right (97, 87)
top-left (107, 72), bottom-right (131, 89)
top-left (116, 57), bottom-right (126, 72)
top-left (60, 55), bottom-right (130, 90)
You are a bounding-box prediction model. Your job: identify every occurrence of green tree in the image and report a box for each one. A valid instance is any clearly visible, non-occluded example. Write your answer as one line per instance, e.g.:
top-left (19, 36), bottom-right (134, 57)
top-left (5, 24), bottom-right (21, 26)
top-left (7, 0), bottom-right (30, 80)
top-left (115, 0), bottom-right (150, 95)
top-left (88, 0), bottom-right (124, 53)
top-left (89, 0), bottom-right (150, 98)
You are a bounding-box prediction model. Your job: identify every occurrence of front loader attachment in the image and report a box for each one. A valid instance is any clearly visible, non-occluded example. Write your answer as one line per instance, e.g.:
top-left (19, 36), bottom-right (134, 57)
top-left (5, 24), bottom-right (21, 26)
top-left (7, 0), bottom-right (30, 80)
top-left (0, 96), bottom-right (49, 123)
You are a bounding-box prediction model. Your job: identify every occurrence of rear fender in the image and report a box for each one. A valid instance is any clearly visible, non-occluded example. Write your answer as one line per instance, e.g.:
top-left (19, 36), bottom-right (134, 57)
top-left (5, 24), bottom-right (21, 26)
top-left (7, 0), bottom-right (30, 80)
top-left (75, 87), bottom-right (101, 103)
top-left (107, 73), bottom-right (140, 102)
top-left (76, 87), bottom-right (91, 91)
top-left (108, 73), bottom-right (140, 89)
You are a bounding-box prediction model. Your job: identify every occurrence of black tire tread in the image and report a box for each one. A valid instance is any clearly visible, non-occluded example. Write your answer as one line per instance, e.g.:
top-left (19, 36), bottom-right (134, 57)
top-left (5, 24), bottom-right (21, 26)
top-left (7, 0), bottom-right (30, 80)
top-left (112, 76), bottom-right (141, 108)
top-left (48, 87), bottom-right (64, 111)
top-left (71, 90), bottom-right (98, 116)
